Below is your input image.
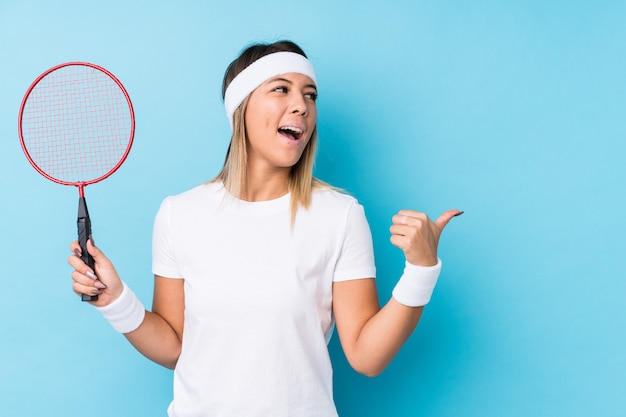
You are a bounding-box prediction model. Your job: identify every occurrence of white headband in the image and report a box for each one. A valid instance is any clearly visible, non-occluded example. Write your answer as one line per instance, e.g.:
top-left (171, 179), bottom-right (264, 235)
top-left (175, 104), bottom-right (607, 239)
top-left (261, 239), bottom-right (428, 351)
top-left (224, 51), bottom-right (317, 130)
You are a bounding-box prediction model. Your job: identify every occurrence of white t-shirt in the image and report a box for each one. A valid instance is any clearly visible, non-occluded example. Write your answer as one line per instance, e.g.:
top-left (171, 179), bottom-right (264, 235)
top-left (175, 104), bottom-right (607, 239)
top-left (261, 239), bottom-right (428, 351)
top-left (152, 181), bottom-right (376, 417)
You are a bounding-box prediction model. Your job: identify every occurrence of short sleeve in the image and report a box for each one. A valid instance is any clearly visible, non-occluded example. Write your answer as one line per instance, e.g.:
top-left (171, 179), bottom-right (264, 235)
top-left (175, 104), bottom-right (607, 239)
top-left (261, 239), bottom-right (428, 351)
top-left (333, 201), bottom-right (376, 282)
top-left (152, 197), bottom-right (183, 279)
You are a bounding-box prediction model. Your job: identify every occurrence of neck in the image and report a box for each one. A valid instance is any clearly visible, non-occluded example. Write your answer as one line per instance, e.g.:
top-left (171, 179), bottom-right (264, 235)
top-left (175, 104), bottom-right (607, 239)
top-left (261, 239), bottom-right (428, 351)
top-left (241, 168), bottom-right (290, 202)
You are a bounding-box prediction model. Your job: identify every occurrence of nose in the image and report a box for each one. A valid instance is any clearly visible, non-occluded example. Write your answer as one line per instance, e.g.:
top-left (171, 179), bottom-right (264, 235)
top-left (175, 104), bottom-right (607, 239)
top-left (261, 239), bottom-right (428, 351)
top-left (290, 93), bottom-right (308, 117)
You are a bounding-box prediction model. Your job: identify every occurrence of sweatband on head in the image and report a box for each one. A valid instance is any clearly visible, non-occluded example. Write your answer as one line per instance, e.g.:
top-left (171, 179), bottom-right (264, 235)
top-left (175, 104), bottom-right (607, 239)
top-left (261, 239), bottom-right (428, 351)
top-left (224, 51), bottom-right (317, 130)
top-left (392, 259), bottom-right (442, 307)
top-left (94, 281), bottom-right (145, 334)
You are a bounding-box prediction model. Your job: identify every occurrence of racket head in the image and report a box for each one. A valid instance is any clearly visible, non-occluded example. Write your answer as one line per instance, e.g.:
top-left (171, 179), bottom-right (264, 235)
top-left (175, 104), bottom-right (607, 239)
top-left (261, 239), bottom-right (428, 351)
top-left (18, 62), bottom-right (135, 189)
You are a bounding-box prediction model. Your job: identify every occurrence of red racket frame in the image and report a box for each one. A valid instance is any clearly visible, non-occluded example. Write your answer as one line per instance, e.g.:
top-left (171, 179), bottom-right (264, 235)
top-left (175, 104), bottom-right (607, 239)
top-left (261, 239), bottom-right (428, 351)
top-left (18, 62), bottom-right (135, 197)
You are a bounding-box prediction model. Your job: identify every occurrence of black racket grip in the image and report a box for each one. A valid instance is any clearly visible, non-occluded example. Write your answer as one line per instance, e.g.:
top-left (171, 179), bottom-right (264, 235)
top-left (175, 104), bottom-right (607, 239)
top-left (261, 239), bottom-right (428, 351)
top-left (78, 197), bottom-right (98, 302)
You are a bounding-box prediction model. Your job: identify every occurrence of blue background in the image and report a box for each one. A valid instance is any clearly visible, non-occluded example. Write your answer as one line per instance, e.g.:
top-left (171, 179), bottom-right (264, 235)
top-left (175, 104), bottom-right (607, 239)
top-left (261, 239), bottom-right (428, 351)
top-left (1, 1), bottom-right (624, 416)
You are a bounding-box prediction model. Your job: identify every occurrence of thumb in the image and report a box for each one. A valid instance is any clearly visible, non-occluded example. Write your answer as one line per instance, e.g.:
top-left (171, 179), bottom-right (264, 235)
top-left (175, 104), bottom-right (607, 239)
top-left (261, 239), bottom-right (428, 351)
top-left (85, 238), bottom-right (120, 283)
top-left (434, 209), bottom-right (464, 231)
top-left (86, 238), bottom-right (110, 265)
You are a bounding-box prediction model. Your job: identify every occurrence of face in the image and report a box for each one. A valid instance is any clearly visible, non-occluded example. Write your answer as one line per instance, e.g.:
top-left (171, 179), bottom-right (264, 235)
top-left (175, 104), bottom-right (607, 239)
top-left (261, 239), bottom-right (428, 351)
top-left (244, 72), bottom-right (318, 173)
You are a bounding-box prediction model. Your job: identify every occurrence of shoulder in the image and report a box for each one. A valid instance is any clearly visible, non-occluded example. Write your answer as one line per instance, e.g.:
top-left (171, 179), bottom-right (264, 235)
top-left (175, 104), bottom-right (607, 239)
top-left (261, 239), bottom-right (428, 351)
top-left (159, 180), bottom-right (225, 211)
top-left (311, 185), bottom-right (358, 207)
top-left (308, 185), bottom-right (365, 221)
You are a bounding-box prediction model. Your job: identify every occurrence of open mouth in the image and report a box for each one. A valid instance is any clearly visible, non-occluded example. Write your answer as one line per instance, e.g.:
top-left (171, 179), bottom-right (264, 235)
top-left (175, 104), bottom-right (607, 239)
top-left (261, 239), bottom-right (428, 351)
top-left (278, 126), bottom-right (304, 141)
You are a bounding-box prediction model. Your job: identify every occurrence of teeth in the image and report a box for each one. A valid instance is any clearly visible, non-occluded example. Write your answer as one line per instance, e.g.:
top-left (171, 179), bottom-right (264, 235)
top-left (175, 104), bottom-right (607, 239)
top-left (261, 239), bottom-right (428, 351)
top-left (280, 126), bottom-right (303, 134)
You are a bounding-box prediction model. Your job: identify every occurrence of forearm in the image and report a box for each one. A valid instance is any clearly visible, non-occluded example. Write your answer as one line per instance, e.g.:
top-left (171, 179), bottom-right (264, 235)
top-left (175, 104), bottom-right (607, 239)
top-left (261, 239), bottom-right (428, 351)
top-left (94, 279), bottom-right (184, 370)
top-left (345, 299), bottom-right (423, 377)
top-left (335, 261), bottom-right (441, 376)
top-left (124, 310), bottom-right (182, 369)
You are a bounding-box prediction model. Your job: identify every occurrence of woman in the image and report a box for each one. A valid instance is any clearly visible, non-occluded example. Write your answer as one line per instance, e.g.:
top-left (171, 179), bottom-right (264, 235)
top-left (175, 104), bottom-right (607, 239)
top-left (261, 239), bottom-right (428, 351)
top-left (68, 40), bottom-right (461, 417)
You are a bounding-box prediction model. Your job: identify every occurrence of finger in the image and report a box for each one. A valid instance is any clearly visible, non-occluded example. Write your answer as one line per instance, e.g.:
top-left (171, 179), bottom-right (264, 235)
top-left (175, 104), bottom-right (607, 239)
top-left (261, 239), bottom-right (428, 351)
top-left (71, 265), bottom-right (106, 291)
top-left (68, 242), bottom-right (105, 286)
top-left (389, 234), bottom-right (410, 250)
top-left (82, 239), bottom-right (114, 277)
top-left (86, 238), bottom-right (109, 265)
top-left (395, 210), bottom-right (428, 222)
top-left (389, 224), bottom-right (419, 240)
top-left (67, 250), bottom-right (97, 277)
top-left (72, 281), bottom-right (102, 298)
top-left (392, 214), bottom-right (428, 229)
top-left (434, 209), bottom-right (464, 231)
top-left (68, 240), bottom-right (95, 272)
top-left (67, 251), bottom-right (89, 271)
top-left (70, 240), bottom-right (81, 255)
top-left (71, 269), bottom-right (96, 287)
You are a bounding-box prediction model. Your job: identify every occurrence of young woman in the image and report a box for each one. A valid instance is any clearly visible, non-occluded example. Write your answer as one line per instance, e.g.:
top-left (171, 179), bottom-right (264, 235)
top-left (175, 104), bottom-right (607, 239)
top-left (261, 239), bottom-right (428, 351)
top-left (68, 40), bottom-right (461, 417)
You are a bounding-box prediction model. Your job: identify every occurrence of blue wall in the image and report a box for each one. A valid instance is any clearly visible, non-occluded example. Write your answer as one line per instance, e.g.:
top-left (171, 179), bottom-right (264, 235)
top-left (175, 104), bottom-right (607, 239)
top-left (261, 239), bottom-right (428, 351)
top-left (1, 1), bottom-right (624, 416)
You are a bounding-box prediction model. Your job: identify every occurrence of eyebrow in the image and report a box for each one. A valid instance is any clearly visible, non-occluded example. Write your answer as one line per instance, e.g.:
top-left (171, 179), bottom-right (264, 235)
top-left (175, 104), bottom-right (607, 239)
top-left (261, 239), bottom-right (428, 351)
top-left (267, 76), bottom-right (317, 91)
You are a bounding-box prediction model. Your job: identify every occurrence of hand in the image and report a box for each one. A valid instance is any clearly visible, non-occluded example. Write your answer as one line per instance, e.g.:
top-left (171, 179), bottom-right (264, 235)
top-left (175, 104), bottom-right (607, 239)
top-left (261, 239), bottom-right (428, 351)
top-left (390, 209), bottom-right (463, 266)
top-left (68, 239), bottom-right (124, 307)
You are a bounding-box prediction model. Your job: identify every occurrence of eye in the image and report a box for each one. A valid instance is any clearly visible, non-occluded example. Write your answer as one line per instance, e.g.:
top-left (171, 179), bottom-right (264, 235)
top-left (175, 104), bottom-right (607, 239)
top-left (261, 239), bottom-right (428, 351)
top-left (273, 86), bottom-right (288, 93)
top-left (305, 91), bottom-right (318, 101)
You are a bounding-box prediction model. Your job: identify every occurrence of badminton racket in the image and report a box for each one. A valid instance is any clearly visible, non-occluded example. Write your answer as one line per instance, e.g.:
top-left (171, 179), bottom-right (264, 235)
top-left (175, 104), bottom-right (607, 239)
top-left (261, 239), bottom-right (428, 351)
top-left (18, 62), bottom-right (135, 301)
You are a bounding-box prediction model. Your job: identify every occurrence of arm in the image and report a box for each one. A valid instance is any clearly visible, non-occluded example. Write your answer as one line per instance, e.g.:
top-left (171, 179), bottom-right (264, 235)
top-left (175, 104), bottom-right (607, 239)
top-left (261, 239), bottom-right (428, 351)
top-left (68, 240), bottom-right (183, 369)
top-left (124, 276), bottom-right (184, 369)
top-left (333, 209), bottom-right (462, 377)
top-left (333, 278), bottom-right (423, 377)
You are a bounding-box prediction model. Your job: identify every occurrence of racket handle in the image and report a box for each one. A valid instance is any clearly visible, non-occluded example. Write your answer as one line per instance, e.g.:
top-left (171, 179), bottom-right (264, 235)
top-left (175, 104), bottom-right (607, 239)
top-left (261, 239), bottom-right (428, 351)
top-left (78, 197), bottom-right (98, 302)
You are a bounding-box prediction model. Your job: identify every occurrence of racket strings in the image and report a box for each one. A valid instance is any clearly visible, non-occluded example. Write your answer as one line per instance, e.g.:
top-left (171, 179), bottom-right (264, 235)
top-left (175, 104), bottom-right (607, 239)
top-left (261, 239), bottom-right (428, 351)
top-left (21, 65), bottom-right (133, 184)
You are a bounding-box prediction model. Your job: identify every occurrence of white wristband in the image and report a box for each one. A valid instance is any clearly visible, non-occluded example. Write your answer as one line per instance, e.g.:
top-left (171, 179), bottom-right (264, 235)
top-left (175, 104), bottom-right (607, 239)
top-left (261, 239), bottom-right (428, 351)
top-left (392, 259), bottom-right (442, 307)
top-left (94, 281), bottom-right (145, 334)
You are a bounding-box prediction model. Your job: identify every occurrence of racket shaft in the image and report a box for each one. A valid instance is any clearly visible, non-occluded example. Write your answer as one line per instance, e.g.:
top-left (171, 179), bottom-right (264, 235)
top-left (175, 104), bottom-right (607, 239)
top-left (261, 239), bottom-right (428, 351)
top-left (78, 197), bottom-right (98, 301)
